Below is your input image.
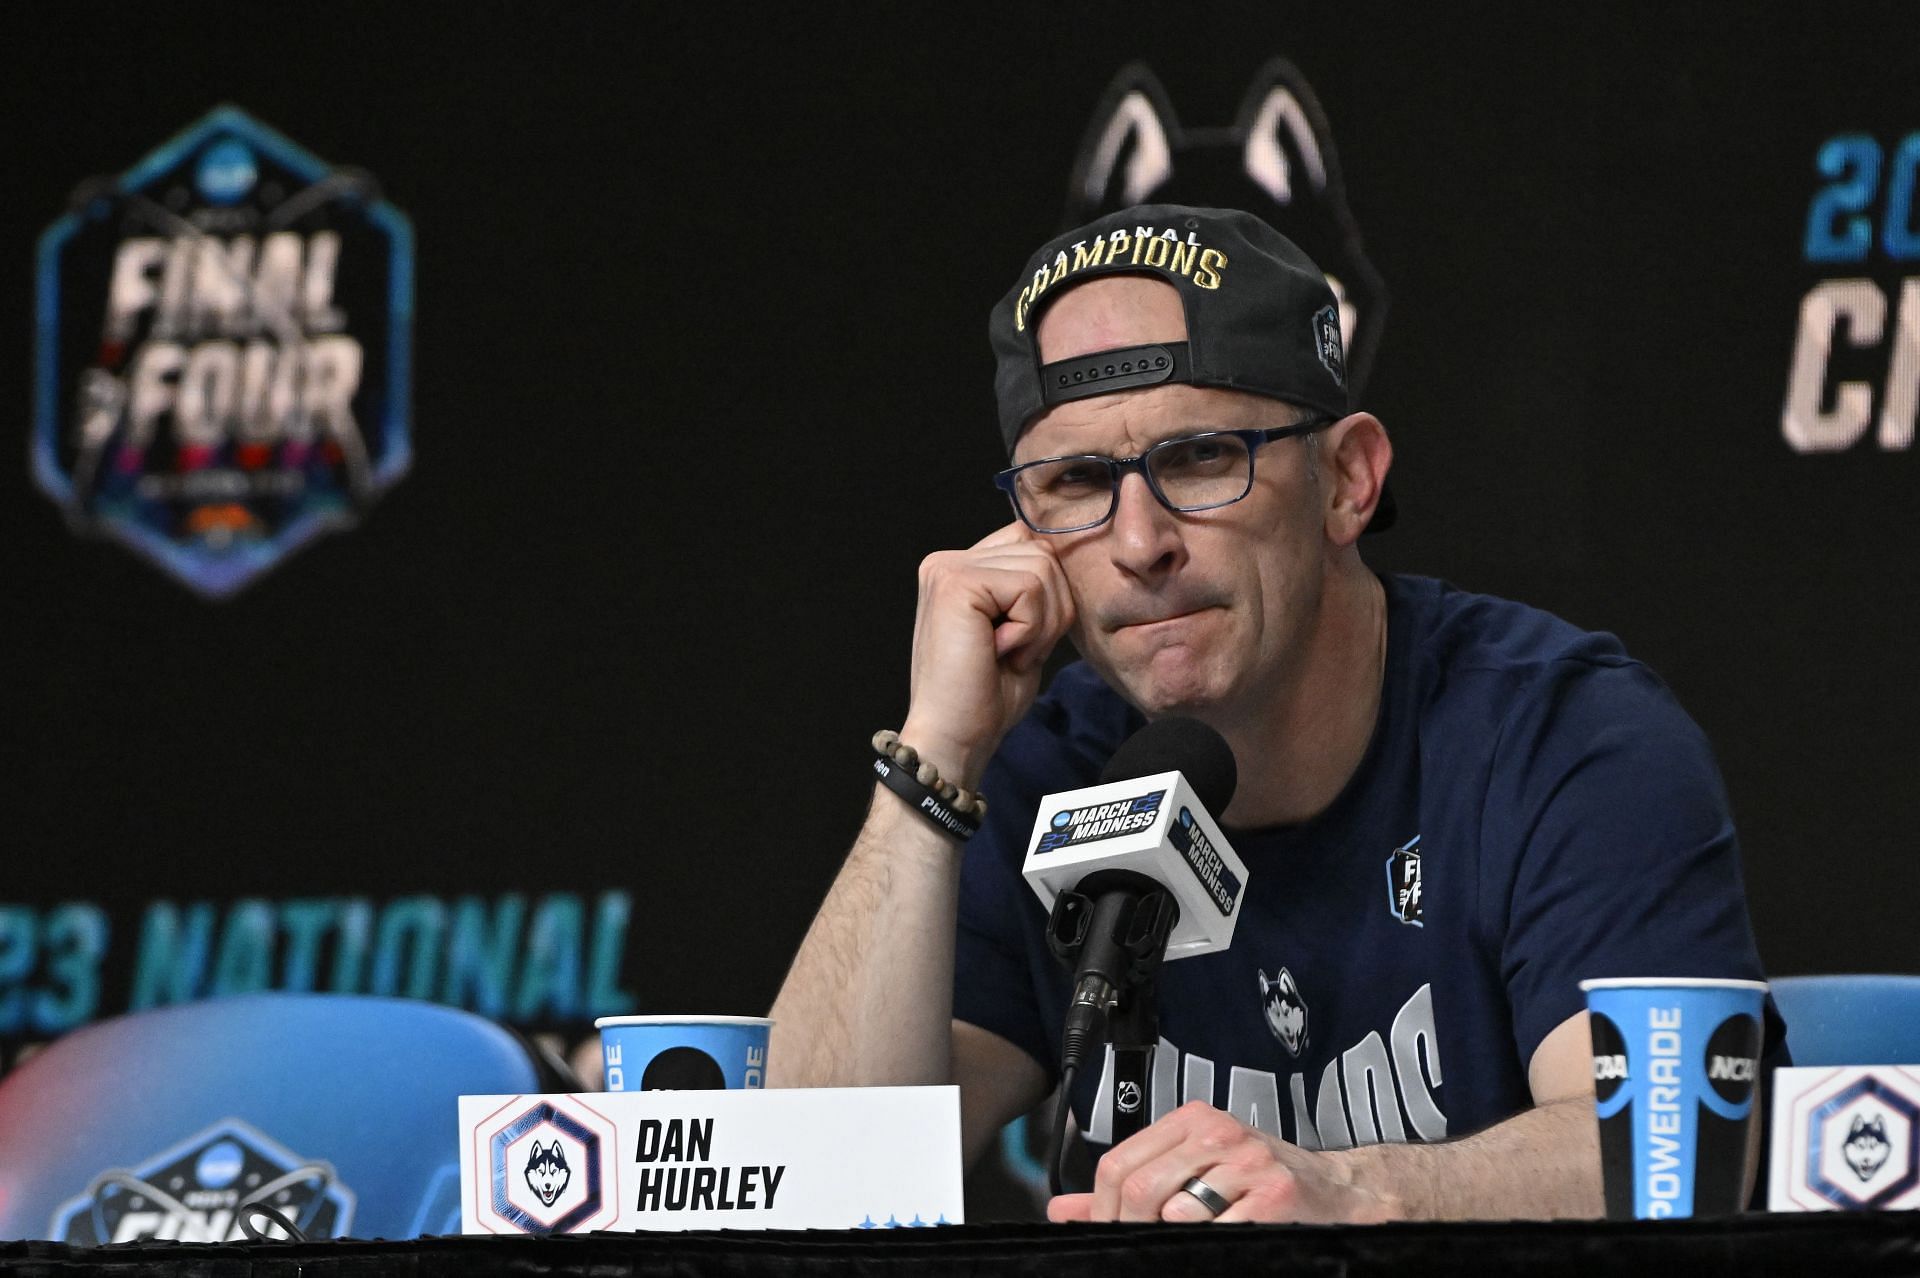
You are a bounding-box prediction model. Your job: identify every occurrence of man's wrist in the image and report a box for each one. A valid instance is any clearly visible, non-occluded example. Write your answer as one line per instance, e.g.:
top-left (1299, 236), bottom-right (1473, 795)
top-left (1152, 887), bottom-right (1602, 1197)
top-left (1324, 1142), bottom-right (1429, 1221)
top-left (870, 731), bottom-right (985, 841)
top-left (864, 783), bottom-right (977, 868)
top-left (896, 720), bottom-right (994, 792)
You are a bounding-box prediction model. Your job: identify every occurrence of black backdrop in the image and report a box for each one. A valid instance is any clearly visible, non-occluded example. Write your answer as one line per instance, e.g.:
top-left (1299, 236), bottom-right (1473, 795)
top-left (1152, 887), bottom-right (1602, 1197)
top-left (3, 2), bottom-right (1915, 1106)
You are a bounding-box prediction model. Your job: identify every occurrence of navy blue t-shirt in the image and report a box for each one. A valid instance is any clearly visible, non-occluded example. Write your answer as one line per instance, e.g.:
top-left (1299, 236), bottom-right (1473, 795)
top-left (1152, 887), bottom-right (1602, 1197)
top-left (954, 573), bottom-right (1779, 1151)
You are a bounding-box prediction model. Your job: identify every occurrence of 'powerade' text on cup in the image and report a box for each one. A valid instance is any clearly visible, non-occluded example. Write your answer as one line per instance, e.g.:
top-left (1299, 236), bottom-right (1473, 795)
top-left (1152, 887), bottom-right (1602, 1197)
top-left (1581, 978), bottom-right (1765, 1219)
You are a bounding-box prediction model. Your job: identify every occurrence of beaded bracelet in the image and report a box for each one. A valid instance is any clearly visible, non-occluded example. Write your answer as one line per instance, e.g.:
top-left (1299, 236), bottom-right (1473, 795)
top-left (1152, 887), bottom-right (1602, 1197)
top-left (870, 730), bottom-right (987, 840)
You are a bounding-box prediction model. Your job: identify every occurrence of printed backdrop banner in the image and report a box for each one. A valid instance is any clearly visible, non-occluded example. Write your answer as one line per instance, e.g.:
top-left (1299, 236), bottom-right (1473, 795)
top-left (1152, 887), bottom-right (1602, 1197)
top-left (32, 106), bottom-right (411, 598)
top-left (0, 2), bottom-right (1913, 1220)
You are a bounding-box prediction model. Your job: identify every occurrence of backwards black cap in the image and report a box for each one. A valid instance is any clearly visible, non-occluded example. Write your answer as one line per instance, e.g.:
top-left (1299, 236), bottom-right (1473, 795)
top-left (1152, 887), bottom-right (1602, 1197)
top-left (988, 202), bottom-right (1395, 532)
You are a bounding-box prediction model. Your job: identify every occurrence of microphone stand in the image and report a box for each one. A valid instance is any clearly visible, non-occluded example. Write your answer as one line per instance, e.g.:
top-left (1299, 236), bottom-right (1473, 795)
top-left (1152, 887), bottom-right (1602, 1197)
top-left (1043, 871), bottom-right (1179, 1193)
top-left (1107, 975), bottom-right (1158, 1146)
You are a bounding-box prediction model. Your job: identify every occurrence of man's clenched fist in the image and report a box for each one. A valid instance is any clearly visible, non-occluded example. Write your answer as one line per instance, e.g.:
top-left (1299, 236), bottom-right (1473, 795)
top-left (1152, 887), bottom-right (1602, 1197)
top-left (901, 522), bottom-right (1077, 790)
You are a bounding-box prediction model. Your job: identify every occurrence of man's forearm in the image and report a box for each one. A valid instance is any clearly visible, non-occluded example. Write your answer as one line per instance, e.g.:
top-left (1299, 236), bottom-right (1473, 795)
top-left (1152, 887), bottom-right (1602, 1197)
top-left (1340, 1097), bottom-right (1602, 1220)
top-left (766, 788), bottom-right (963, 1088)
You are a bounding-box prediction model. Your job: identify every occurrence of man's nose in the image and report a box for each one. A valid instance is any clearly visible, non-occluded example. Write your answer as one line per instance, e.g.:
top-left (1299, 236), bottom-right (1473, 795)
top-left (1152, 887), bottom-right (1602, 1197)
top-left (1105, 471), bottom-right (1184, 579)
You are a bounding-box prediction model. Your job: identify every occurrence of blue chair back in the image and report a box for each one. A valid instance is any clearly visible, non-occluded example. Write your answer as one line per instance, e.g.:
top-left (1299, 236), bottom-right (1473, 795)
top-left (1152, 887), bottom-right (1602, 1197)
top-left (1771, 974), bottom-right (1920, 1067)
top-left (0, 994), bottom-right (569, 1242)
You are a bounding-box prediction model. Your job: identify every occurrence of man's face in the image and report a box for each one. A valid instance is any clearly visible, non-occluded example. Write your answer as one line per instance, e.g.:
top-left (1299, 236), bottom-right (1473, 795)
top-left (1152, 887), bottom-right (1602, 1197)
top-left (1019, 275), bottom-right (1329, 722)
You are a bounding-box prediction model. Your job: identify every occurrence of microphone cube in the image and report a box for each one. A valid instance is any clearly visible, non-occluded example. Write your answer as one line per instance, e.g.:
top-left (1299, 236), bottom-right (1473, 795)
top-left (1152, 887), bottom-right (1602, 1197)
top-left (1019, 769), bottom-right (1247, 960)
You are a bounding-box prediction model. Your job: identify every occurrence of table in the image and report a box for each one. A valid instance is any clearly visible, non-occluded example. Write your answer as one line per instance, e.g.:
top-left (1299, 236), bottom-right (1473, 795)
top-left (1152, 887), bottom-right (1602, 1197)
top-left (3, 1213), bottom-right (1919, 1277)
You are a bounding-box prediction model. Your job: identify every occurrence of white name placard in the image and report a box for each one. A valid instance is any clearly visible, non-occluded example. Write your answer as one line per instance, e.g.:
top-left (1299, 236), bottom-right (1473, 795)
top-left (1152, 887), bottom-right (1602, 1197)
top-left (458, 1086), bottom-right (963, 1233)
top-left (1768, 1065), bottom-right (1920, 1211)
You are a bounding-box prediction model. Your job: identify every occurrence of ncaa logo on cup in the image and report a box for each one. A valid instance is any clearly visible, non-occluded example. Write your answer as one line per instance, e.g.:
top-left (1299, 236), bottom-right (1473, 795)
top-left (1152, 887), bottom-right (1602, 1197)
top-left (474, 1098), bottom-right (618, 1235)
top-left (1709, 1056), bottom-right (1755, 1083)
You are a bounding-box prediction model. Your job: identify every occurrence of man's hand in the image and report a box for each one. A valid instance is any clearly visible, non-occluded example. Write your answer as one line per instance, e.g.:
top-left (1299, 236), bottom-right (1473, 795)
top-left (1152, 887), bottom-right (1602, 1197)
top-left (902, 521), bottom-right (1076, 788)
top-left (1046, 1101), bottom-right (1398, 1224)
top-left (1045, 1025), bottom-right (1606, 1226)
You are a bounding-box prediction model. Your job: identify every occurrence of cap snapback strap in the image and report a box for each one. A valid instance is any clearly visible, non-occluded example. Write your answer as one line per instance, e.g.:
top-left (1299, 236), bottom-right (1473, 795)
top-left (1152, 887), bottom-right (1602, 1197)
top-left (1038, 341), bottom-right (1192, 408)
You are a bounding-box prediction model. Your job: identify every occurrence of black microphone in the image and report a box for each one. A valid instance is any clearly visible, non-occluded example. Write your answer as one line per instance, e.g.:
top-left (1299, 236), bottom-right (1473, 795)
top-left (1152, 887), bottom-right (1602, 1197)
top-left (1031, 718), bottom-right (1241, 1190)
top-left (1047, 718), bottom-right (1239, 1073)
top-left (1102, 715), bottom-right (1239, 809)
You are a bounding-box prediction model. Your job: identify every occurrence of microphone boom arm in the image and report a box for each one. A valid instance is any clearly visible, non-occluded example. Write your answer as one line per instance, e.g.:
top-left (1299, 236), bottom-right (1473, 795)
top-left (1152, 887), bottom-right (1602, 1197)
top-left (1045, 868), bottom-right (1180, 1183)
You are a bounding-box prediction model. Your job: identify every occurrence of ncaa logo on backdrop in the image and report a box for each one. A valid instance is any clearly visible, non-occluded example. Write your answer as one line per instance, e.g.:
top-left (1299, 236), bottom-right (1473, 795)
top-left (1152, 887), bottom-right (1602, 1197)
top-left (474, 1096), bottom-right (618, 1234)
top-left (32, 105), bottom-right (413, 597)
top-left (50, 1118), bottom-right (353, 1243)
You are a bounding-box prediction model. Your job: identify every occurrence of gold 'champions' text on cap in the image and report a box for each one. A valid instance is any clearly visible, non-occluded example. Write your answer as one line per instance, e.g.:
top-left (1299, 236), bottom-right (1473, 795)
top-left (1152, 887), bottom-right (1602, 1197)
top-left (1013, 225), bottom-right (1229, 332)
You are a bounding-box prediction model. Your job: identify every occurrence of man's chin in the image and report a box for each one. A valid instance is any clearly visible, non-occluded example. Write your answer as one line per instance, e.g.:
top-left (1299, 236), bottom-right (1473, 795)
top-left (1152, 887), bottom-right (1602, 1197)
top-left (1078, 626), bottom-right (1237, 713)
top-left (1135, 689), bottom-right (1226, 722)
top-left (1107, 660), bottom-right (1232, 722)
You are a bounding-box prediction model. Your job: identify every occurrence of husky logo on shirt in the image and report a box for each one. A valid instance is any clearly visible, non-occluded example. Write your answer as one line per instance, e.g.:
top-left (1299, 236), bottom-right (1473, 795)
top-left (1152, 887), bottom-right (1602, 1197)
top-left (1258, 966), bottom-right (1308, 1057)
top-left (1385, 836), bottom-right (1423, 927)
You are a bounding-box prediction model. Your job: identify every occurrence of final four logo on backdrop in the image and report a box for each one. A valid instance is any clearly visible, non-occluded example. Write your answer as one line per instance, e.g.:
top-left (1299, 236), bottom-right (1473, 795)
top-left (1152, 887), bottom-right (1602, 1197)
top-left (32, 106), bottom-right (413, 597)
top-left (50, 1118), bottom-right (353, 1243)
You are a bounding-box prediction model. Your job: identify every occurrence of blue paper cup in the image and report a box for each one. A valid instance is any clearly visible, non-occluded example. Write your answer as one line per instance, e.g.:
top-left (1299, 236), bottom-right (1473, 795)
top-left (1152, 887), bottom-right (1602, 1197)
top-left (594, 1015), bottom-right (772, 1092)
top-left (1580, 977), bottom-right (1767, 1219)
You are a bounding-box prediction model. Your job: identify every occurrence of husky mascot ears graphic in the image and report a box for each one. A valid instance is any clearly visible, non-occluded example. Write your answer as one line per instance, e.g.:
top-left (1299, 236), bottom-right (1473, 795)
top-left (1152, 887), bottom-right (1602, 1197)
top-left (1064, 59), bottom-right (1389, 405)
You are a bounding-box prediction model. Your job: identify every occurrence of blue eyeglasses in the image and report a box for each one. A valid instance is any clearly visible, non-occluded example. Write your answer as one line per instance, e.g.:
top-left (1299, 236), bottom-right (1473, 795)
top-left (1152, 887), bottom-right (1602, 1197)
top-left (993, 418), bottom-right (1333, 534)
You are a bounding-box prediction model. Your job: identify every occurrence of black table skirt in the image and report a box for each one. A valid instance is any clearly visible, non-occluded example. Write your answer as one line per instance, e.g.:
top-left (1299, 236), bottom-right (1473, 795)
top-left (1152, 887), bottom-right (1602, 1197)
top-left (3, 1214), bottom-right (1919, 1277)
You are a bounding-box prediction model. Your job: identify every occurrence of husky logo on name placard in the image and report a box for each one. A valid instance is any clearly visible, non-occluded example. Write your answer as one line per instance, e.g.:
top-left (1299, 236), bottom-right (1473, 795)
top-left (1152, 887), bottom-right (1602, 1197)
top-left (475, 1097), bottom-right (618, 1235)
top-left (49, 1118), bottom-right (353, 1243)
top-left (1385, 835), bottom-right (1423, 927)
top-left (1066, 59), bottom-right (1387, 402)
top-left (523, 1139), bottom-right (572, 1207)
top-left (1843, 1114), bottom-right (1892, 1182)
top-left (1258, 966), bottom-right (1308, 1058)
top-left (1804, 1076), bottom-right (1920, 1209)
top-left (33, 105), bottom-right (413, 597)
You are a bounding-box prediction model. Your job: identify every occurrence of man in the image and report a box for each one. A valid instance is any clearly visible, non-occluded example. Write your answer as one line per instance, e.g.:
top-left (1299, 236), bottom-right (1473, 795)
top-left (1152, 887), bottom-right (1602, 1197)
top-left (769, 204), bottom-right (1778, 1222)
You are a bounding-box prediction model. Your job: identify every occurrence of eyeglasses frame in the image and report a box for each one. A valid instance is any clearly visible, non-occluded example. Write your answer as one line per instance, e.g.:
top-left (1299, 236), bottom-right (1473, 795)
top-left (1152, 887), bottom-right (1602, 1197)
top-left (992, 416), bottom-right (1337, 534)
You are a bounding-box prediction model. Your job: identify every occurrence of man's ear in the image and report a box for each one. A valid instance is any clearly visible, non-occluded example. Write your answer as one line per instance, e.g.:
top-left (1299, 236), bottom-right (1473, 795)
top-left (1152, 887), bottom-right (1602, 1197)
top-left (1321, 412), bottom-right (1392, 547)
